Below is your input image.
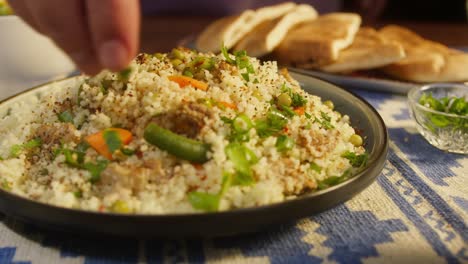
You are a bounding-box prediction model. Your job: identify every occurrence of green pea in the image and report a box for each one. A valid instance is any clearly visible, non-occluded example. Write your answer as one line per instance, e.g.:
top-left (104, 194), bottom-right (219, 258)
top-left (277, 93), bottom-right (292, 107)
top-left (324, 100), bottom-right (334, 110)
top-left (171, 59), bottom-right (183, 67)
top-left (349, 134), bottom-right (363, 147)
top-left (171, 48), bottom-right (185, 60)
top-left (154, 53), bottom-right (164, 59)
top-left (110, 200), bottom-right (131, 213)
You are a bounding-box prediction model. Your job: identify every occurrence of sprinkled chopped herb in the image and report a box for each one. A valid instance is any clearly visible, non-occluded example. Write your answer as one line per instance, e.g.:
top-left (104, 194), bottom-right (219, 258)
top-left (255, 109), bottom-right (288, 138)
top-left (121, 147), bottom-right (135, 156)
top-left (317, 169), bottom-right (352, 190)
top-left (221, 45), bottom-right (255, 82)
top-left (118, 67), bottom-right (132, 81)
top-left (73, 190), bottom-right (83, 198)
top-left (314, 111), bottom-right (334, 130)
top-left (342, 151), bottom-right (368, 168)
top-left (57, 110), bottom-right (74, 123)
top-left (103, 130), bottom-right (123, 153)
top-left (281, 84), bottom-right (307, 108)
top-left (84, 160), bottom-right (109, 183)
top-left (10, 138), bottom-right (42, 158)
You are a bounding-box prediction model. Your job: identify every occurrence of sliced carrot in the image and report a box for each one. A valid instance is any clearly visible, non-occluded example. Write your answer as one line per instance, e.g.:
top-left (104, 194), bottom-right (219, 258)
top-left (169, 75), bottom-right (208, 91)
top-left (85, 128), bottom-right (132, 160)
top-left (219, 101), bottom-right (237, 110)
top-left (294, 106), bottom-right (305, 115)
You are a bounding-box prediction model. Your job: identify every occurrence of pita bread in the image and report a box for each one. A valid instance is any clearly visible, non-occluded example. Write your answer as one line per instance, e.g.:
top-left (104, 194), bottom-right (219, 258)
top-left (234, 4), bottom-right (318, 57)
top-left (380, 25), bottom-right (468, 82)
top-left (196, 2), bottom-right (296, 53)
top-left (318, 27), bottom-right (405, 73)
top-left (273, 13), bottom-right (361, 66)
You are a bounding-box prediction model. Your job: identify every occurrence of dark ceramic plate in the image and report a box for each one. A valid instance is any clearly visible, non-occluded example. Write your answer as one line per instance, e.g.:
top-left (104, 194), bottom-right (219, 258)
top-left (289, 67), bottom-right (419, 94)
top-left (0, 72), bottom-right (388, 238)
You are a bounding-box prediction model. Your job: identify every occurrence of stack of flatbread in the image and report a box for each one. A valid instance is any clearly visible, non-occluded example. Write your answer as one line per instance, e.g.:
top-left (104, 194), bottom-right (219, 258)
top-left (196, 2), bottom-right (468, 83)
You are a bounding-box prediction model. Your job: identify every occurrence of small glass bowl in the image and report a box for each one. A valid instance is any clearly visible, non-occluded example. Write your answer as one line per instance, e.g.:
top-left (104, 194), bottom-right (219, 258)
top-left (408, 83), bottom-right (468, 154)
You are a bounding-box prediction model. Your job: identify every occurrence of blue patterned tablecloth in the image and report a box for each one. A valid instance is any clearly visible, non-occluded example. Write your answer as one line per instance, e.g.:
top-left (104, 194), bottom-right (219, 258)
top-left (0, 89), bottom-right (467, 264)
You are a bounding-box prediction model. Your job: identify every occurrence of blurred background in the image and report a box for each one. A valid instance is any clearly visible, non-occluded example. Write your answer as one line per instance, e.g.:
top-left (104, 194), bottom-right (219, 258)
top-left (141, 0), bottom-right (468, 22)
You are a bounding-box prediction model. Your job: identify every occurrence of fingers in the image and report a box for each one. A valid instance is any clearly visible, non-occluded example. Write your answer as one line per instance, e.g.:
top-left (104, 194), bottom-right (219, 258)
top-left (8, 0), bottom-right (141, 75)
top-left (7, 0), bottom-right (41, 32)
top-left (86, 0), bottom-right (140, 72)
top-left (25, 0), bottom-right (101, 74)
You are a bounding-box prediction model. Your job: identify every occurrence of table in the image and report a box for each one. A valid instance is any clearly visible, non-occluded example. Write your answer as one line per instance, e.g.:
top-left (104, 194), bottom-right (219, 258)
top-left (0, 16), bottom-right (467, 264)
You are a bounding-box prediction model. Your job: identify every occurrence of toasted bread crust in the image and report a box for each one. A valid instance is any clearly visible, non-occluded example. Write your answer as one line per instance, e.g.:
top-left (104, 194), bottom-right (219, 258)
top-left (319, 27), bottom-right (405, 73)
top-left (196, 2), bottom-right (296, 53)
top-left (234, 4), bottom-right (318, 57)
top-left (380, 25), bottom-right (468, 82)
top-left (273, 13), bottom-right (361, 66)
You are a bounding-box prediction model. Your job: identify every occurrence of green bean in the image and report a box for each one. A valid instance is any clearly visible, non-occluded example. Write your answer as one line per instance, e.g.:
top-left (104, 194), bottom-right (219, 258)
top-left (144, 123), bottom-right (210, 163)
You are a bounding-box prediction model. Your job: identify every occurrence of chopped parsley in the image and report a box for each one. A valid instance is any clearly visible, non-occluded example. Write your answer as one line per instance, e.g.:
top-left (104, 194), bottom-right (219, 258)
top-left (281, 84), bottom-right (307, 108)
top-left (57, 110), bottom-right (74, 123)
top-left (341, 151), bottom-right (369, 168)
top-left (314, 111), bottom-right (334, 130)
top-left (255, 109), bottom-right (288, 138)
top-left (118, 67), bottom-right (132, 81)
top-left (103, 130), bottom-right (123, 153)
top-left (84, 160), bottom-right (109, 183)
top-left (221, 45), bottom-right (255, 82)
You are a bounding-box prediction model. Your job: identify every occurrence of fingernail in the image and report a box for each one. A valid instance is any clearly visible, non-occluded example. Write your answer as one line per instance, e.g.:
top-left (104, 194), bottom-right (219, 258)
top-left (99, 39), bottom-right (128, 71)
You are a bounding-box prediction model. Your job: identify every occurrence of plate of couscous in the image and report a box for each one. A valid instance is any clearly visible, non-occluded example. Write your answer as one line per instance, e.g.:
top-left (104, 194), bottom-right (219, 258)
top-left (0, 48), bottom-right (387, 237)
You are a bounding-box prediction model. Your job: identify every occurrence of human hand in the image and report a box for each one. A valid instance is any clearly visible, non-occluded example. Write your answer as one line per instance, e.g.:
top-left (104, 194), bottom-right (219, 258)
top-left (8, 0), bottom-right (140, 75)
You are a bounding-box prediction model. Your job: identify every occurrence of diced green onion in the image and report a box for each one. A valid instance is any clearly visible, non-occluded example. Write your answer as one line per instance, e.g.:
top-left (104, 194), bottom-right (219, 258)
top-left (310, 162), bottom-right (322, 173)
top-left (188, 192), bottom-right (220, 212)
top-left (232, 114), bottom-right (253, 133)
top-left (275, 135), bottom-right (294, 152)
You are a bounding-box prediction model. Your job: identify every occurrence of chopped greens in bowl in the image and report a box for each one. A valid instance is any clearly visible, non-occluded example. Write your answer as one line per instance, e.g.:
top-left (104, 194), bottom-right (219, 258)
top-left (408, 83), bottom-right (468, 154)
